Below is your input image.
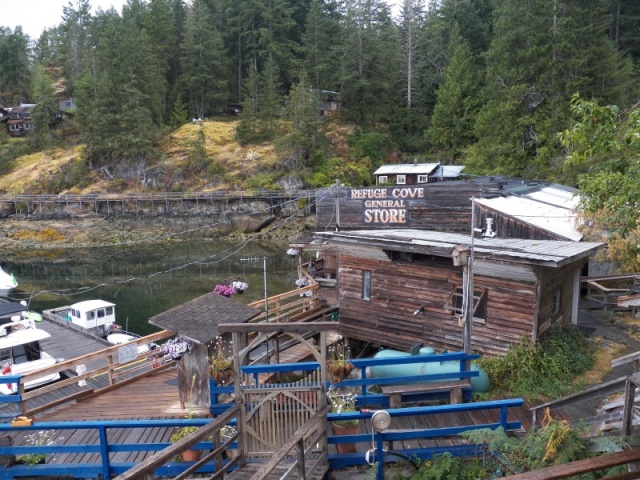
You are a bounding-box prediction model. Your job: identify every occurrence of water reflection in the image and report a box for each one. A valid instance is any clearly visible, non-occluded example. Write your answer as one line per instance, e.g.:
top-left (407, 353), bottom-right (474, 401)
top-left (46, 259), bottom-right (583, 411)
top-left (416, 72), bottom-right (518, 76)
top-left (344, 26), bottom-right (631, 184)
top-left (0, 240), bottom-right (307, 336)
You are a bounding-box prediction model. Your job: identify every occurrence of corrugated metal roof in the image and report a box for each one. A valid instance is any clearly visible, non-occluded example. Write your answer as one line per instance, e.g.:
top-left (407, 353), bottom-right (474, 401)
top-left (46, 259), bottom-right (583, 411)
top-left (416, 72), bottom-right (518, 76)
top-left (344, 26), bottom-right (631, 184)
top-left (373, 163), bottom-right (440, 175)
top-left (475, 196), bottom-right (582, 241)
top-left (433, 165), bottom-right (465, 178)
top-left (315, 229), bottom-right (604, 267)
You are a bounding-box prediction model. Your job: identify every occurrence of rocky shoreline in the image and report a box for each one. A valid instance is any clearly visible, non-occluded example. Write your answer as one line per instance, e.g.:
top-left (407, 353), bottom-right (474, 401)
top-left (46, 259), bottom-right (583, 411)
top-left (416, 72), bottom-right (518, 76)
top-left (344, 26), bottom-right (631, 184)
top-left (0, 213), bottom-right (316, 256)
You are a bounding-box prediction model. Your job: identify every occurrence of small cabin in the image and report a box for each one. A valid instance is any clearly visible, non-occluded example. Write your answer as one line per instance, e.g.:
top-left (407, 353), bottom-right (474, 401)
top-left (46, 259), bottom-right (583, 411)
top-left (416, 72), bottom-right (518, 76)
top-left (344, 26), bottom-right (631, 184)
top-left (68, 300), bottom-right (116, 332)
top-left (373, 163), bottom-right (465, 186)
top-left (312, 228), bottom-right (605, 356)
top-left (2, 106), bottom-right (34, 137)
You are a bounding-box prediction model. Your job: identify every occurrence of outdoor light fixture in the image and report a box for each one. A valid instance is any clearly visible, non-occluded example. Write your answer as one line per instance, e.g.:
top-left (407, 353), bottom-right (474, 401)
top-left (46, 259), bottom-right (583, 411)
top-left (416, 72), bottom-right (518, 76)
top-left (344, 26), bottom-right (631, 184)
top-left (413, 306), bottom-right (425, 316)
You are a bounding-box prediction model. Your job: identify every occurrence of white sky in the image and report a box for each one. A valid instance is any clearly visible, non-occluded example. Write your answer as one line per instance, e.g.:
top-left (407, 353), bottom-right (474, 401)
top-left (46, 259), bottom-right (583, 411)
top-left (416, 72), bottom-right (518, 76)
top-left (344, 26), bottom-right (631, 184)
top-left (0, 0), bottom-right (128, 40)
top-left (1, 0), bottom-right (403, 41)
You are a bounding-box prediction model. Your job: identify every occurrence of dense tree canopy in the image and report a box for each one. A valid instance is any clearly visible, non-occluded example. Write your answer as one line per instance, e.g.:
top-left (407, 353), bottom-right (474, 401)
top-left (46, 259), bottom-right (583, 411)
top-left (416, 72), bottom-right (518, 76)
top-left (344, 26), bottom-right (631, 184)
top-left (1, 0), bottom-right (640, 185)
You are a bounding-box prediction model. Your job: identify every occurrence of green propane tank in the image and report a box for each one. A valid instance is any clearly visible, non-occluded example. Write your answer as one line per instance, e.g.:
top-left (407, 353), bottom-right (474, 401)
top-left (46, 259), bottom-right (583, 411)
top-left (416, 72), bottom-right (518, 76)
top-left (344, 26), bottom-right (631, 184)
top-left (369, 347), bottom-right (490, 393)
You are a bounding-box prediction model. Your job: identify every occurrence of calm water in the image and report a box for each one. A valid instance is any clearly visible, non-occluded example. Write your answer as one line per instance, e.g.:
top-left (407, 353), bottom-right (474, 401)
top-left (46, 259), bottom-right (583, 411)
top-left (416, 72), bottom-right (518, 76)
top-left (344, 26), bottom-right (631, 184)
top-left (0, 239), bottom-right (307, 336)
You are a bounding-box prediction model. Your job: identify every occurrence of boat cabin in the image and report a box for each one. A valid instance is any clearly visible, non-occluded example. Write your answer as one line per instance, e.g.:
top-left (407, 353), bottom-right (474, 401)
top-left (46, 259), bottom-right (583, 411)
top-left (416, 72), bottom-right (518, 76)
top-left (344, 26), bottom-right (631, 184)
top-left (68, 300), bottom-right (116, 332)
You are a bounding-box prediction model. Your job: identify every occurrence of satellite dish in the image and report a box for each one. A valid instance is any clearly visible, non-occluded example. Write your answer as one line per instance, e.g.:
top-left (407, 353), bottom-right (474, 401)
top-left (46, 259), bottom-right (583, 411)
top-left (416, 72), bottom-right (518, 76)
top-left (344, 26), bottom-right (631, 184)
top-left (371, 410), bottom-right (391, 432)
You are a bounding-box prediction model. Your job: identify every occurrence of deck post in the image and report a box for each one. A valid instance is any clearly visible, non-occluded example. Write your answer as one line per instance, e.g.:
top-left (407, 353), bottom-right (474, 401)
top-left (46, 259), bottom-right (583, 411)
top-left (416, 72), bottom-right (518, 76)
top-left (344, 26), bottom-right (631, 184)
top-left (296, 438), bottom-right (306, 478)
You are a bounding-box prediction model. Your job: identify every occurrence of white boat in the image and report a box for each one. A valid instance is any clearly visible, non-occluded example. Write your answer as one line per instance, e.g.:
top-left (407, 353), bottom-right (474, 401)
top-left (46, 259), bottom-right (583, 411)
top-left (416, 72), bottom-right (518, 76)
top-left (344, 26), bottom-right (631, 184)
top-left (0, 267), bottom-right (18, 296)
top-left (107, 329), bottom-right (152, 354)
top-left (0, 312), bottom-right (60, 395)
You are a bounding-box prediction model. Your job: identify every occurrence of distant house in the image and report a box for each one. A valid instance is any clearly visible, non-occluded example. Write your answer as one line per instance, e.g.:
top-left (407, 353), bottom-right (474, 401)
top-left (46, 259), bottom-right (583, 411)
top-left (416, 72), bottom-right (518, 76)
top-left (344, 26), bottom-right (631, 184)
top-left (373, 162), bottom-right (464, 186)
top-left (311, 228), bottom-right (604, 355)
top-left (2, 105), bottom-right (35, 137)
top-left (320, 90), bottom-right (340, 117)
top-left (59, 98), bottom-right (76, 112)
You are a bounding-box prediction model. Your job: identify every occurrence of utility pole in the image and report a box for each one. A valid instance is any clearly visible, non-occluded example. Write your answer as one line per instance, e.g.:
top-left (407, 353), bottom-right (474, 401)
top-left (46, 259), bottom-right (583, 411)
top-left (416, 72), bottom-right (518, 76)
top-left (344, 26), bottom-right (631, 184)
top-left (463, 198), bottom-right (476, 354)
top-left (335, 179), bottom-right (340, 232)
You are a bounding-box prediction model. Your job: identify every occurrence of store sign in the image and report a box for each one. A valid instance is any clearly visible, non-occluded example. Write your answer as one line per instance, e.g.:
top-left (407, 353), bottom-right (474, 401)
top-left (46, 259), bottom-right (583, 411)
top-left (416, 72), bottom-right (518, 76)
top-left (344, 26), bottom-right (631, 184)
top-left (349, 187), bottom-right (424, 224)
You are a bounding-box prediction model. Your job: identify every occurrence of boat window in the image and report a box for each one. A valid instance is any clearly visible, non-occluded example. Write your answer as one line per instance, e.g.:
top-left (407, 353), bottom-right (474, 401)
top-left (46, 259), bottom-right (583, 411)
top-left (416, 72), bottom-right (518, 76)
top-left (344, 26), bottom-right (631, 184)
top-left (87, 311), bottom-right (95, 320)
top-left (71, 309), bottom-right (78, 318)
top-left (105, 307), bottom-right (113, 316)
top-left (97, 309), bottom-right (105, 318)
top-left (0, 349), bottom-right (10, 362)
top-left (13, 342), bottom-right (41, 364)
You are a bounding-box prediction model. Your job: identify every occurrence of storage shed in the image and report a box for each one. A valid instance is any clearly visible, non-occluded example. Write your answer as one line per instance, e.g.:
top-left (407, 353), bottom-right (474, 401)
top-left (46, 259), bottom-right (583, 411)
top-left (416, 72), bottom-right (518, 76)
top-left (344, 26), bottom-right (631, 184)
top-left (149, 292), bottom-right (260, 407)
top-left (313, 229), bottom-right (604, 355)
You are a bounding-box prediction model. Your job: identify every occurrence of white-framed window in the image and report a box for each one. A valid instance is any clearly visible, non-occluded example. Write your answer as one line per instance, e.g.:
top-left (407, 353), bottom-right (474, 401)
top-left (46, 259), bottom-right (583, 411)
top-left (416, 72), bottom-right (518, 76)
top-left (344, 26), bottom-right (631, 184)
top-left (23, 123), bottom-right (34, 130)
top-left (9, 124), bottom-right (19, 131)
top-left (362, 271), bottom-right (371, 301)
top-left (396, 175), bottom-right (406, 185)
top-left (447, 286), bottom-right (488, 323)
top-left (378, 175), bottom-right (388, 184)
top-left (417, 175), bottom-right (428, 183)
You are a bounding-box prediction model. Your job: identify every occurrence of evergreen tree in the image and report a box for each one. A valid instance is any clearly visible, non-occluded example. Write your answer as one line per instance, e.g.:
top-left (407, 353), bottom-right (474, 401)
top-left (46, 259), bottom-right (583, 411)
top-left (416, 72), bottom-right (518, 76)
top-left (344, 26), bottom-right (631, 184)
top-left (58, 0), bottom-right (92, 96)
top-left (0, 26), bottom-right (32, 105)
top-left (31, 64), bottom-right (58, 148)
top-left (427, 28), bottom-right (480, 163)
top-left (180, 0), bottom-right (230, 118)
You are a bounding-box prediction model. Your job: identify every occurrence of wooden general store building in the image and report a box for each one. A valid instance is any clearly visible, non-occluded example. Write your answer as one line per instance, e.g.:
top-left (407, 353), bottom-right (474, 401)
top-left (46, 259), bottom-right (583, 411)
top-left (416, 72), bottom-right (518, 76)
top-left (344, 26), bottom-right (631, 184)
top-left (309, 229), bottom-right (603, 356)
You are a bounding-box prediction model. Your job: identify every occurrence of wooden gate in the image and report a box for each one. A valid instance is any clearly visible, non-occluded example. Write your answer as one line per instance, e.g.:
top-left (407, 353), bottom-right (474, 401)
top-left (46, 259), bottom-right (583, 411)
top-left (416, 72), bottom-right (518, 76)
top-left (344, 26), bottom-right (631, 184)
top-left (227, 324), bottom-right (332, 460)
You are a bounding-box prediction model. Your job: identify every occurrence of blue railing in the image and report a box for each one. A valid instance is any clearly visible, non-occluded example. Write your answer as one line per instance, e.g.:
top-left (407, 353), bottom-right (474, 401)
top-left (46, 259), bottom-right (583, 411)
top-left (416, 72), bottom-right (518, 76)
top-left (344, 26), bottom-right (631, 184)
top-left (0, 375), bottom-right (23, 407)
top-left (210, 353), bottom-right (480, 412)
top-left (327, 398), bottom-right (524, 479)
top-left (0, 417), bottom-right (238, 479)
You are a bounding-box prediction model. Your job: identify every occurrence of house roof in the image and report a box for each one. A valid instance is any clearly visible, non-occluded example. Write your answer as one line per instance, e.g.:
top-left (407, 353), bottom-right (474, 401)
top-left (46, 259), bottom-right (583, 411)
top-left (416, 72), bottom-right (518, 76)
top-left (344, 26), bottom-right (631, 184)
top-left (313, 229), bottom-right (604, 268)
top-left (475, 185), bottom-right (582, 241)
top-left (148, 292), bottom-right (261, 345)
top-left (373, 163), bottom-right (440, 175)
top-left (433, 165), bottom-right (465, 178)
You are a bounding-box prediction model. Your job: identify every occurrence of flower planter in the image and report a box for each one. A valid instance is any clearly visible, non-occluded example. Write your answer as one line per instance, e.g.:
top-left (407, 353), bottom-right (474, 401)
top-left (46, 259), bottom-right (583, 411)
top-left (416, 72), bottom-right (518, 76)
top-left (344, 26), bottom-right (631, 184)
top-left (327, 362), bottom-right (354, 384)
top-left (211, 368), bottom-right (233, 384)
top-left (332, 423), bottom-right (358, 454)
top-left (234, 289), bottom-right (244, 294)
top-left (181, 449), bottom-right (202, 462)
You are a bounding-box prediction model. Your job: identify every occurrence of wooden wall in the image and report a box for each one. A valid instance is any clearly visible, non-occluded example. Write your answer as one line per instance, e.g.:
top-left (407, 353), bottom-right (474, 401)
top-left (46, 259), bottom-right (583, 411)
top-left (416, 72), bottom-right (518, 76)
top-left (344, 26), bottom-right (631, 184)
top-left (317, 180), bottom-right (504, 232)
top-left (475, 205), bottom-right (571, 241)
top-left (335, 246), bottom-right (540, 356)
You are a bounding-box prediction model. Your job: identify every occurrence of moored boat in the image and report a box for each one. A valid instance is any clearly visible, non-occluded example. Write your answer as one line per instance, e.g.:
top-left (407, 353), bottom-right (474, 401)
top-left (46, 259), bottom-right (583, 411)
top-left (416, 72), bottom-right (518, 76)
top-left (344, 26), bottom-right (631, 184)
top-left (0, 267), bottom-right (18, 296)
top-left (0, 307), bottom-right (61, 394)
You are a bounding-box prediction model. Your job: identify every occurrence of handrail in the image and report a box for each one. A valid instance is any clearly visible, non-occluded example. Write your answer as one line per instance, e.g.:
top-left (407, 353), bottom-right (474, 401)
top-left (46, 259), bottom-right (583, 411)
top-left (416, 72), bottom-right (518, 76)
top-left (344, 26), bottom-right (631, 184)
top-left (502, 445), bottom-right (640, 480)
top-left (0, 407), bottom-right (240, 480)
top-left (248, 406), bottom-right (330, 480)
top-left (1, 330), bottom-right (174, 416)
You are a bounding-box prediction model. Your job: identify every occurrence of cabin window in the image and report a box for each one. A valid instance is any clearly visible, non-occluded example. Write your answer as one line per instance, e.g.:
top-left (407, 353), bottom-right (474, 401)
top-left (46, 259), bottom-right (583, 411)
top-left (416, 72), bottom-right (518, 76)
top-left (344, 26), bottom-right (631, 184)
top-left (87, 311), bottom-right (95, 320)
top-left (447, 286), bottom-right (488, 323)
top-left (362, 271), bottom-right (371, 301)
top-left (378, 175), bottom-right (388, 184)
top-left (105, 306), bottom-right (113, 316)
top-left (553, 288), bottom-right (562, 315)
top-left (9, 124), bottom-right (19, 131)
top-left (0, 349), bottom-right (10, 362)
top-left (12, 342), bottom-right (41, 364)
top-left (97, 309), bottom-right (105, 318)
top-left (396, 175), bottom-right (406, 185)
top-left (417, 175), bottom-right (428, 183)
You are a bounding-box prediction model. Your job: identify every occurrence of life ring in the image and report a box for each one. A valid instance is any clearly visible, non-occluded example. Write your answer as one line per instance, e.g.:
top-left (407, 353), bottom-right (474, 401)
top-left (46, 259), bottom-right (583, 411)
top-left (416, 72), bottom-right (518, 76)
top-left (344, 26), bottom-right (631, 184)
top-left (1, 364), bottom-right (15, 394)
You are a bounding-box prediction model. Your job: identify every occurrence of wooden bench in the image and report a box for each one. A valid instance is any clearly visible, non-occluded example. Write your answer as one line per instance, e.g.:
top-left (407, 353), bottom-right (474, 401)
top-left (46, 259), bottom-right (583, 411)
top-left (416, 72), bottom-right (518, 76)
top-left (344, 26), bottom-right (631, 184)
top-left (381, 379), bottom-right (470, 408)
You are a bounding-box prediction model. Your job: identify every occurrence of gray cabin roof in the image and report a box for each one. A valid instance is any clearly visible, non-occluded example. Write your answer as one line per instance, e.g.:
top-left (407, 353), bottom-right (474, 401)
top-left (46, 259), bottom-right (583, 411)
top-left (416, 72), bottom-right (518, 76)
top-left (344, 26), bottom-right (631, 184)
top-left (373, 163), bottom-right (440, 175)
top-left (314, 229), bottom-right (604, 268)
top-left (148, 292), bottom-right (260, 345)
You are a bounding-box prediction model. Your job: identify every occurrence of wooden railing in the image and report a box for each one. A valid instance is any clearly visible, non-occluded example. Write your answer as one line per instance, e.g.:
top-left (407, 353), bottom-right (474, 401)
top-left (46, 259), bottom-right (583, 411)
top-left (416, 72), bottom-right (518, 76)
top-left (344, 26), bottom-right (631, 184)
top-left (0, 405), bottom-right (241, 480)
top-left (1, 330), bottom-right (173, 416)
top-left (247, 406), bottom-right (330, 480)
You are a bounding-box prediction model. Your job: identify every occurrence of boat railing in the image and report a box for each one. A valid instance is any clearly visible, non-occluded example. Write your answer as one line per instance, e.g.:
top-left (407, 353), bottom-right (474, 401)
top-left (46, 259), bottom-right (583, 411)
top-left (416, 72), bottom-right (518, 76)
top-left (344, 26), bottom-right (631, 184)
top-left (0, 404), bottom-right (241, 480)
top-left (0, 317), bottom-right (38, 337)
top-left (0, 329), bottom-right (174, 417)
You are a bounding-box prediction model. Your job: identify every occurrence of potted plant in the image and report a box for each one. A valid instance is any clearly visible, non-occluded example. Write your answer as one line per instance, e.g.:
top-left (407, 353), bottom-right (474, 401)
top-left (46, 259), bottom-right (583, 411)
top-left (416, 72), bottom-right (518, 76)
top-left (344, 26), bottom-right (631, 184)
top-left (327, 387), bottom-right (359, 454)
top-left (231, 281), bottom-right (248, 294)
top-left (213, 284), bottom-right (236, 297)
top-left (221, 425), bottom-right (239, 459)
top-left (210, 336), bottom-right (233, 384)
top-left (18, 430), bottom-right (58, 465)
top-left (170, 422), bottom-right (201, 462)
top-left (286, 248), bottom-right (299, 257)
top-left (326, 337), bottom-right (354, 384)
top-left (161, 337), bottom-right (193, 361)
top-left (295, 277), bottom-right (309, 288)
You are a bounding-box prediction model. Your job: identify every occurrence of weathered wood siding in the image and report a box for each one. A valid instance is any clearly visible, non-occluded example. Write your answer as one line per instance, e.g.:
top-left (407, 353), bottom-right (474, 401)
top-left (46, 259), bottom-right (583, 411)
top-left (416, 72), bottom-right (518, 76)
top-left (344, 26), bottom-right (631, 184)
top-left (336, 247), bottom-right (539, 356)
top-left (475, 205), bottom-right (570, 241)
top-left (536, 263), bottom-right (581, 338)
top-left (317, 180), bottom-right (503, 232)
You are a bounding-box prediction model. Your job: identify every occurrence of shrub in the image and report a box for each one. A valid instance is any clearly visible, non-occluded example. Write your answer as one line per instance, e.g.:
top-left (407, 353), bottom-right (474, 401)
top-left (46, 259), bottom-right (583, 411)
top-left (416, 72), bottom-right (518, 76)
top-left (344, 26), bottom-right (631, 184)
top-left (477, 326), bottom-right (596, 399)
